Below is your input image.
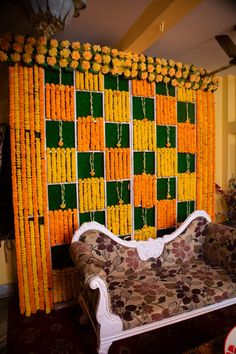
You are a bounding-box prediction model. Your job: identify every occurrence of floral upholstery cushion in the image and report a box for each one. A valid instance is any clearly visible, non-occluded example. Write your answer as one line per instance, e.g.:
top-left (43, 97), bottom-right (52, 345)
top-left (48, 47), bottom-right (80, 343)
top-left (203, 222), bottom-right (236, 274)
top-left (107, 259), bottom-right (236, 330)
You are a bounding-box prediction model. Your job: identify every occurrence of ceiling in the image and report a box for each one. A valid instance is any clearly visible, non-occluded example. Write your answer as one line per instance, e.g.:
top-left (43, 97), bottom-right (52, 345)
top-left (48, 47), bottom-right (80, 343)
top-left (1, 0), bottom-right (236, 76)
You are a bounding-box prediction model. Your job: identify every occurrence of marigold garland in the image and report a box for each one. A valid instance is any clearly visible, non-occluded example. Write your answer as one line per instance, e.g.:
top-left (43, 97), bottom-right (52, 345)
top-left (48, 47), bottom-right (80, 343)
top-left (133, 119), bottom-right (156, 151)
top-left (178, 173), bottom-right (196, 201)
top-left (77, 117), bottom-right (104, 151)
top-left (157, 148), bottom-right (177, 177)
top-left (49, 208), bottom-right (78, 246)
top-left (46, 147), bottom-right (76, 183)
top-left (157, 199), bottom-right (176, 229)
top-left (45, 83), bottom-right (75, 120)
top-left (104, 89), bottom-right (130, 122)
top-left (78, 178), bottom-right (105, 213)
top-left (106, 148), bottom-right (130, 180)
top-left (156, 94), bottom-right (177, 124)
top-left (107, 204), bottom-right (132, 236)
top-left (134, 173), bottom-right (156, 208)
top-left (177, 87), bottom-right (195, 102)
top-left (177, 123), bottom-right (196, 153)
top-left (132, 79), bottom-right (155, 97)
top-left (75, 71), bottom-right (104, 91)
top-left (52, 267), bottom-right (80, 304)
top-left (134, 226), bottom-right (156, 240)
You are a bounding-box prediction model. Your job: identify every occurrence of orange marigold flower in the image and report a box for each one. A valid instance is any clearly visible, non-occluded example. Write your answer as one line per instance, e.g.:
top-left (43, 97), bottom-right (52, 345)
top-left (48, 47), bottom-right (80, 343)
top-left (10, 52), bottom-right (21, 62)
top-left (156, 74), bottom-right (163, 82)
top-left (22, 53), bottom-right (32, 64)
top-left (70, 60), bottom-right (79, 69)
top-left (139, 54), bottom-right (146, 62)
top-left (26, 36), bottom-right (36, 45)
top-left (171, 79), bottom-right (178, 86)
top-left (131, 63), bottom-right (138, 71)
top-left (132, 53), bottom-right (139, 62)
top-left (24, 44), bottom-right (34, 54)
top-left (101, 65), bottom-right (110, 74)
top-left (37, 45), bottom-right (47, 54)
top-left (101, 46), bottom-right (110, 54)
top-left (103, 55), bottom-right (111, 64)
top-left (140, 71), bottom-right (148, 80)
top-left (35, 54), bottom-right (45, 64)
top-left (176, 61), bottom-right (183, 69)
top-left (126, 52), bottom-right (133, 60)
top-left (112, 58), bottom-right (122, 67)
top-left (148, 73), bottom-right (155, 82)
top-left (155, 57), bottom-right (162, 65)
top-left (168, 59), bottom-right (175, 67)
top-left (185, 82), bottom-right (192, 89)
top-left (193, 83), bottom-right (199, 89)
top-left (124, 59), bottom-right (132, 67)
top-left (111, 66), bottom-right (119, 75)
top-left (156, 65), bottom-right (162, 73)
top-left (131, 70), bottom-right (138, 78)
top-left (59, 58), bottom-right (68, 68)
top-left (94, 53), bottom-right (102, 63)
top-left (71, 41), bottom-right (81, 50)
top-left (71, 50), bottom-right (80, 60)
top-left (139, 62), bottom-right (146, 71)
top-left (111, 48), bottom-right (119, 56)
top-left (147, 64), bottom-right (154, 73)
top-left (83, 50), bottom-right (92, 60)
top-left (83, 42), bottom-right (91, 51)
top-left (119, 51), bottom-right (125, 59)
top-left (50, 39), bottom-right (58, 48)
top-left (161, 67), bottom-right (167, 76)
top-left (92, 44), bottom-right (101, 52)
top-left (92, 62), bottom-right (101, 72)
top-left (46, 56), bottom-right (57, 66)
top-left (0, 51), bottom-right (8, 62)
top-left (117, 67), bottom-right (123, 75)
top-left (37, 37), bottom-right (47, 46)
top-left (161, 58), bottom-right (167, 66)
top-left (0, 39), bottom-right (10, 51)
top-left (61, 40), bottom-right (70, 48)
top-left (175, 70), bottom-right (182, 79)
top-left (12, 42), bottom-right (23, 53)
top-left (190, 74), bottom-right (196, 82)
top-left (124, 69), bottom-right (131, 78)
top-left (169, 67), bottom-right (175, 77)
top-left (15, 34), bottom-right (25, 44)
top-left (60, 48), bottom-right (70, 58)
top-left (48, 48), bottom-right (57, 57)
top-left (81, 60), bottom-right (90, 70)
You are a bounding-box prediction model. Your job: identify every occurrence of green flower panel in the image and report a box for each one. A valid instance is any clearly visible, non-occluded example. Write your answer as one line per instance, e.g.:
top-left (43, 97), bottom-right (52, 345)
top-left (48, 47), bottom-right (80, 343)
top-left (156, 125), bottom-right (176, 148)
top-left (133, 152), bottom-right (155, 175)
top-left (177, 102), bottom-right (195, 123)
top-left (46, 121), bottom-right (75, 148)
top-left (132, 97), bottom-right (154, 120)
top-left (76, 91), bottom-right (103, 118)
top-left (105, 123), bottom-right (129, 148)
top-left (178, 153), bottom-right (195, 173)
top-left (48, 184), bottom-right (77, 211)
top-left (134, 207), bottom-right (155, 230)
top-left (157, 178), bottom-right (176, 200)
top-left (104, 75), bottom-right (129, 91)
top-left (45, 68), bottom-right (74, 85)
top-left (79, 211), bottom-right (105, 225)
top-left (106, 181), bottom-right (130, 206)
top-left (77, 152), bottom-right (104, 179)
top-left (156, 82), bottom-right (175, 97)
top-left (177, 201), bottom-right (195, 222)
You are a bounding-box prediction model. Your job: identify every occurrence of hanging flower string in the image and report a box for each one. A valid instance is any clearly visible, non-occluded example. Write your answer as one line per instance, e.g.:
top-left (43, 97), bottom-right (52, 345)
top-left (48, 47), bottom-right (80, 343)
top-left (133, 120), bottom-right (156, 151)
top-left (134, 173), bottom-right (156, 208)
top-left (157, 199), bottom-right (176, 229)
top-left (77, 117), bottom-right (104, 151)
top-left (49, 208), bottom-right (78, 245)
top-left (107, 204), bottom-right (132, 236)
top-left (106, 148), bottom-right (130, 180)
top-left (75, 71), bottom-right (104, 91)
top-left (52, 267), bottom-right (80, 304)
top-left (78, 177), bottom-right (105, 213)
top-left (157, 148), bottom-right (177, 177)
top-left (45, 83), bottom-right (74, 121)
top-left (104, 89), bottom-right (130, 122)
top-left (177, 123), bottom-right (196, 153)
top-left (46, 147), bottom-right (76, 183)
top-left (178, 172), bottom-right (196, 201)
top-left (156, 94), bottom-right (177, 124)
top-left (132, 79), bottom-right (155, 97)
top-left (178, 87), bottom-right (195, 102)
top-left (89, 152), bottom-right (95, 176)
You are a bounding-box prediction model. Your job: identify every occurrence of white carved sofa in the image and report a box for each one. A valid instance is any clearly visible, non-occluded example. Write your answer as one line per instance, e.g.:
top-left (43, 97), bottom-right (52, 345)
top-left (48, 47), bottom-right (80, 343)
top-left (70, 210), bottom-right (236, 354)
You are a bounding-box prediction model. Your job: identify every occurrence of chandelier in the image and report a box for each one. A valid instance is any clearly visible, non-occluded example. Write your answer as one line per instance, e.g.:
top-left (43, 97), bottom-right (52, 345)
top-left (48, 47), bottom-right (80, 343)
top-left (16, 0), bottom-right (87, 38)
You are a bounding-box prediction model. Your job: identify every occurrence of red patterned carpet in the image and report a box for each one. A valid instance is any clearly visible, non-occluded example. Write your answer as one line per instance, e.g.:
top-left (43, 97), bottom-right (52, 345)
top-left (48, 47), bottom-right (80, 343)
top-left (6, 297), bottom-right (236, 354)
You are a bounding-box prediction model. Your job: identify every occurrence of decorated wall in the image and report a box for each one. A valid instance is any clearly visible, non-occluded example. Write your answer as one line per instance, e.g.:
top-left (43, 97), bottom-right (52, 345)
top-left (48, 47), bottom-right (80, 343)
top-left (1, 33), bottom-right (216, 315)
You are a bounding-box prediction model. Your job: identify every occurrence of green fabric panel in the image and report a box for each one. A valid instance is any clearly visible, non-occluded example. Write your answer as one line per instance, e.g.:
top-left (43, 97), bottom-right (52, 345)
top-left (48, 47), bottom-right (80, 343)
top-left (157, 227), bottom-right (175, 237)
top-left (156, 82), bottom-right (175, 97)
top-left (76, 92), bottom-right (103, 118)
top-left (157, 178), bottom-right (176, 200)
top-left (134, 207), bottom-right (155, 230)
top-left (133, 152), bottom-right (155, 174)
top-left (51, 245), bottom-right (74, 269)
top-left (77, 153), bottom-right (104, 178)
top-left (104, 75), bottom-right (129, 91)
top-left (106, 181), bottom-right (130, 206)
top-left (79, 211), bottom-right (105, 224)
top-left (105, 123), bottom-right (129, 148)
top-left (177, 201), bottom-right (195, 222)
top-left (178, 153), bottom-right (195, 173)
top-left (156, 125), bottom-right (176, 148)
top-left (46, 121), bottom-right (75, 148)
top-left (44, 68), bottom-right (74, 85)
top-left (132, 97), bottom-right (154, 120)
top-left (177, 102), bottom-right (195, 123)
top-left (48, 184), bottom-right (77, 210)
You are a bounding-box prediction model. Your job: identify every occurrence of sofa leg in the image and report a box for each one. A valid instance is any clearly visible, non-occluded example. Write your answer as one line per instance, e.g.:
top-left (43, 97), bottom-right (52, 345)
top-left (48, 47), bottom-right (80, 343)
top-left (98, 340), bottom-right (113, 354)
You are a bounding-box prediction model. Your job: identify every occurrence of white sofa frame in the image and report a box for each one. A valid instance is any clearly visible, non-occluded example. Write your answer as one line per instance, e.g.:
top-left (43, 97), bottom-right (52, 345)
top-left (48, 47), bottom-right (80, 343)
top-left (72, 210), bottom-right (236, 354)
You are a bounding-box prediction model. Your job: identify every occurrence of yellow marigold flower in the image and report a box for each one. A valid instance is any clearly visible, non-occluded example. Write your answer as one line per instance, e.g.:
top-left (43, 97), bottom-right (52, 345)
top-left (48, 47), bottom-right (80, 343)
top-left (70, 60), bottom-right (79, 69)
top-left (0, 39), bottom-right (10, 51)
top-left (156, 65), bottom-right (162, 73)
top-left (147, 64), bottom-right (154, 73)
top-left (61, 40), bottom-right (70, 48)
top-left (182, 71), bottom-right (188, 79)
top-left (139, 54), bottom-right (146, 62)
top-left (161, 67), bottom-right (167, 76)
top-left (37, 45), bottom-right (47, 54)
top-left (83, 42), bottom-right (91, 51)
top-left (193, 83), bottom-right (199, 89)
top-left (94, 53), bottom-right (102, 63)
top-left (60, 48), bottom-right (70, 58)
top-left (148, 73), bottom-right (155, 82)
top-left (83, 50), bottom-right (92, 60)
top-left (112, 58), bottom-right (122, 67)
top-left (50, 39), bottom-right (58, 48)
top-left (46, 56), bottom-right (57, 66)
top-left (176, 61), bottom-right (182, 69)
top-left (131, 63), bottom-right (138, 71)
top-left (175, 70), bottom-right (182, 79)
top-left (111, 48), bottom-right (119, 56)
top-left (81, 60), bottom-right (90, 70)
top-left (147, 56), bottom-right (154, 63)
top-left (126, 52), bottom-right (133, 60)
top-left (111, 66), bottom-right (119, 75)
top-left (124, 59), bottom-right (132, 67)
top-left (169, 68), bottom-right (175, 77)
top-left (161, 58), bottom-right (167, 66)
top-left (155, 57), bottom-right (162, 65)
top-left (124, 69), bottom-right (131, 78)
top-left (195, 75), bottom-right (200, 83)
top-left (92, 62), bottom-right (101, 72)
top-left (92, 44), bottom-right (101, 52)
top-left (37, 37), bottom-right (47, 46)
top-left (140, 72), bottom-right (148, 80)
top-left (0, 51), bottom-right (7, 62)
top-left (119, 51), bottom-right (125, 59)
top-left (168, 59), bottom-right (175, 67)
top-left (163, 77), bottom-right (170, 84)
top-left (190, 74), bottom-right (196, 82)
top-left (156, 74), bottom-right (163, 82)
top-left (118, 67), bottom-right (123, 75)
top-left (24, 44), bottom-right (34, 54)
top-left (199, 67), bottom-right (205, 75)
top-left (183, 64), bottom-right (190, 71)
top-left (22, 53), bottom-right (32, 64)
top-left (131, 70), bottom-right (138, 78)
top-left (101, 65), bottom-right (110, 74)
top-left (12, 42), bottom-right (23, 53)
top-left (59, 58), bottom-right (68, 68)
top-left (15, 34), bottom-right (24, 44)
top-left (139, 63), bottom-right (146, 71)
top-left (101, 46), bottom-right (110, 54)
top-left (71, 41), bottom-right (81, 50)
top-left (48, 48), bottom-right (57, 57)
top-left (10, 52), bottom-right (21, 62)
top-left (35, 54), bottom-right (45, 64)
top-left (132, 53), bottom-right (139, 62)
top-left (71, 50), bottom-right (80, 60)
top-left (171, 79), bottom-right (178, 86)
top-left (185, 82), bottom-right (192, 89)
top-left (103, 54), bottom-right (111, 64)
top-left (191, 65), bottom-right (197, 72)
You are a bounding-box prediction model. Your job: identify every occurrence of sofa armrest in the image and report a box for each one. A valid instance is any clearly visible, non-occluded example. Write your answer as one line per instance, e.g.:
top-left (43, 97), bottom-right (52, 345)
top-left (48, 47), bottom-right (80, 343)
top-left (70, 241), bottom-right (107, 284)
top-left (203, 222), bottom-right (236, 273)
